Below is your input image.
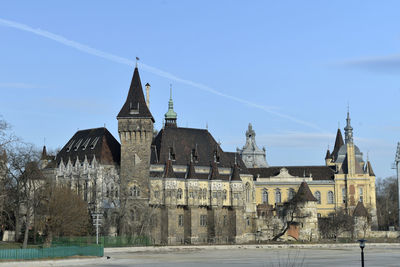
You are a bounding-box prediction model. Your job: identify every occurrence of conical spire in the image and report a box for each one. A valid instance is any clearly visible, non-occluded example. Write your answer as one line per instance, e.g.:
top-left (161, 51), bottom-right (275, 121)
top-left (231, 163), bottom-right (241, 181)
top-left (187, 160), bottom-right (196, 179)
top-left (353, 201), bottom-right (368, 217)
top-left (331, 128), bottom-right (344, 160)
top-left (292, 182), bottom-right (317, 202)
top-left (209, 161), bottom-right (220, 180)
top-left (117, 66), bottom-right (154, 121)
top-left (344, 110), bottom-right (353, 144)
top-left (164, 85), bottom-right (177, 128)
top-left (365, 161), bottom-right (375, 176)
top-left (41, 145), bottom-right (47, 160)
top-left (325, 149), bottom-right (331, 160)
top-left (163, 159), bottom-right (175, 178)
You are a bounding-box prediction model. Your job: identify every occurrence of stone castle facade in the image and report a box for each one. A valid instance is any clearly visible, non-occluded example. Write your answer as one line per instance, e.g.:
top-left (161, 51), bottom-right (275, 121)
top-left (41, 66), bottom-right (376, 243)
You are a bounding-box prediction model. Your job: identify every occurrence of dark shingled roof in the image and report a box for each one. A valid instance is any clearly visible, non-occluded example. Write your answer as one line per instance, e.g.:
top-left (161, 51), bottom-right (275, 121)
top-left (231, 164), bottom-right (241, 181)
top-left (365, 161), bottom-right (375, 176)
top-left (248, 166), bottom-right (335, 181)
top-left (186, 161), bottom-right (196, 179)
top-left (117, 67), bottom-right (154, 122)
top-left (151, 127), bottom-right (247, 171)
top-left (56, 127), bottom-right (120, 166)
top-left (353, 201), bottom-right (369, 217)
top-left (325, 149), bottom-right (332, 160)
top-left (210, 161), bottom-right (220, 180)
top-left (331, 129), bottom-right (344, 161)
top-left (163, 160), bottom-right (175, 178)
top-left (293, 182), bottom-right (317, 202)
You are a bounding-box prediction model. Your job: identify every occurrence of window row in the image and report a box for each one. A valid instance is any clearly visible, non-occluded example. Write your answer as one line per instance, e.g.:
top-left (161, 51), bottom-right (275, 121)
top-left (261, 188), bottom-right (335, 205)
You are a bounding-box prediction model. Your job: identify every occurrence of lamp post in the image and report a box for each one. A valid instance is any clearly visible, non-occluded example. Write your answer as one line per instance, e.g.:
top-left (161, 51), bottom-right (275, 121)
top-left (358, 239), bottom-right (366, 267)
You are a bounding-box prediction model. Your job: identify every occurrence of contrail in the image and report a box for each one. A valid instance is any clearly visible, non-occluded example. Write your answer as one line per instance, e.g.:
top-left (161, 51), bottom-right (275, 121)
top-left (0, 17), bottom-right (324, 132)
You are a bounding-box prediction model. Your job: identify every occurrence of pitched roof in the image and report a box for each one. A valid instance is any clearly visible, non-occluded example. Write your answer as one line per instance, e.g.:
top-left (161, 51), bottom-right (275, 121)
top-left (56, 127), bottom-right (121, 166)
top-left (151, 127), bottom-right (248, 172)
top-left (186, 161), bottom-right (196, 179)
top-left (331, 129), bottom-right (344, 161)
top-left (353, 201), bottom-right (369, 217)
top-left (365, 161), bottom-right (375, 176)
top-left (117, 67), bottom-right (154, 122)
top-left (163, 159), bottom-right (175, 178)
top-left (231, 163), bottom-right (241, 181)
top-left (292, 181), bottom-right (317, 202)
top-left (325, 149), bottom-right (332, 160)
top-left (210, 161), bottom-right (220, 180)
top-left (248, 166), bottom-right (335, 181)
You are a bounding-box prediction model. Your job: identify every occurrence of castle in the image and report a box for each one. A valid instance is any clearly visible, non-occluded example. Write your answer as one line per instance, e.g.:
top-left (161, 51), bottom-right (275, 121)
top-left (41, 66), bottom-right (377, 243)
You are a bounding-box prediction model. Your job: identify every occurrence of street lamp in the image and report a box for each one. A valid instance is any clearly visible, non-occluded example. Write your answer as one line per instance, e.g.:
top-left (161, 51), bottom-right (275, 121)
top-left (358, 239), bottom-right (366, 267)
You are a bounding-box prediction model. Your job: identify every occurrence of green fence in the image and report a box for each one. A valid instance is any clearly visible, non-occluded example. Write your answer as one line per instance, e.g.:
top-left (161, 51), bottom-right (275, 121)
top-left (0, 245), bottom-right (103, 260)
top-left (48, 236), bottom-right (152, 247)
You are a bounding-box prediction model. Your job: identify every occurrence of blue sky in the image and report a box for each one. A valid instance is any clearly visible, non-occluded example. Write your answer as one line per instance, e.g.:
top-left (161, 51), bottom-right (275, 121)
top-left (0, 1), bottom-right (399, 178)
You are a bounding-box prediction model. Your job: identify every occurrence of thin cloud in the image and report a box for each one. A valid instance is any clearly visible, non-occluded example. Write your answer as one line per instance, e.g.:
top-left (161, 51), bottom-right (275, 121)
top-left (337, 54), bottom-right (400, 73)
top-left (0, 17), bottom-right (324, 132)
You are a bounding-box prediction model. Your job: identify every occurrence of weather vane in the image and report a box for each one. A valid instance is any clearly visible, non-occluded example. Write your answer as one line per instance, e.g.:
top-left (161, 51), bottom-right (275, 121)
top-left (135, 57), bottom-right (140, 67)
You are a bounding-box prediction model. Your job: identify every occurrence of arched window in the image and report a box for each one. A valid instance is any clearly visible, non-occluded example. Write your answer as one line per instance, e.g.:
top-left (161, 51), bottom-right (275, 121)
top-left (327, 191), bottom-right (334, 204)
top-left (262, 189), bottom-right (268, 204)
top-left (275, 189), bottom-right (281, 204)
top-left (288, 188), bottom-right (295, 201)
top-left (203, 188), bottom-right (207, 199)
top-left (177, 188), bottom-right (183, 199)
top-left (359, 187), bottom-right (364, 203)
top-left (245, 183), bottom-right (250, 202)
top-left (315, 191), bottom-right (321, 204)
top-left (131, 185), bottom-right (140, 197)
top-left (223, 189), bottom-right (227, 200)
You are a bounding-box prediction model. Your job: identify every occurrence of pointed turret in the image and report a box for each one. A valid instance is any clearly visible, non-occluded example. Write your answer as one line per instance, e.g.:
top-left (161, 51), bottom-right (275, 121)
top-left (209, 161), bottom-right (220, 180)
top-left (231, 163), bottom-right (241, 181)
top-left (365, 161), bottom-right (375, 176)
top-left (41, 145), bottom-right (47, 160)
top-left (164, 85), bottom-right (177, 128)
top-left (292, 182), bottom-right (317, 202)
top-left (186, 160), bottom-right (196, 179)
top-left (344, 111), bottom-right (354, 144)
top-left (325, 149), bottom-right (331, 160)
top-left (117, 67), bottom-right (154, 121)
top-left (331, 129), bottom-right (344, 161)
top-left (163, 159), bottom-right (175, 178)
top-left (353, 201), bottom-right (368, 217)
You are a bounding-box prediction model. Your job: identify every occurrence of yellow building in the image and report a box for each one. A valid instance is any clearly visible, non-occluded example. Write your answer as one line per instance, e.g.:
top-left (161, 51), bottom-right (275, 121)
top-left (244, 113), bottom-right (376, 222)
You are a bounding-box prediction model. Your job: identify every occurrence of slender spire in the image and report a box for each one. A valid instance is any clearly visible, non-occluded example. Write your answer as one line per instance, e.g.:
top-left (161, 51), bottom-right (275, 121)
top-left (41, 145), bottom-right (47, 160)
top-left (117, 66), bottom-right (154, 121)
top-left (344, 110), bottom-right (353, 144)
top-left (331, 128), bottom-right (344, 161)
top-left (164, 84), bottom-right (177, 128)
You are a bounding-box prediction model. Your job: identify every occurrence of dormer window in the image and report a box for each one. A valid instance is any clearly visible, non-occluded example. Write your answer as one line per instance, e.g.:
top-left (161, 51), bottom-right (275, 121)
top-left (66, 140), bottom-right (75, 152)
top-left (90, 137), bottom-right (100, 149)
top-left (191, 149), bottom-right (198, 162)
top-left (214, 150), bottom-right (220, 163)
top-left (82, 138), bottom-right (91, 150)
top-left (129, 102), bottom-right (139, 115)
top-left (74, 139), bottom-right (83, 151)
top-left (169, 147), bottom-right (176, 161)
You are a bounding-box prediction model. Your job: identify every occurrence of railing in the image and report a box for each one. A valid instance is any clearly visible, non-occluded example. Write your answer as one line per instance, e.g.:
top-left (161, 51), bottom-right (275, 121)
top-left (0, 245), bottom-right (103, 260)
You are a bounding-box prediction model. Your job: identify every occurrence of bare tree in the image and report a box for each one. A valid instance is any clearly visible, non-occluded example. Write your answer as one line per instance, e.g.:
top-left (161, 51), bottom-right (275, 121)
top-left (376, 177), bottom-right (398, 230)
top-left (318, 208), bottom-right (354, 240)
top-left (38, 185), bottom-right (92, 246)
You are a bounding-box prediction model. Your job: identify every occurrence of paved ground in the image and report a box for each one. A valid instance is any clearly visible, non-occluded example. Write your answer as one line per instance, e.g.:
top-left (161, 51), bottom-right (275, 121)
top-left (3, 244), bottom-right (400, 266)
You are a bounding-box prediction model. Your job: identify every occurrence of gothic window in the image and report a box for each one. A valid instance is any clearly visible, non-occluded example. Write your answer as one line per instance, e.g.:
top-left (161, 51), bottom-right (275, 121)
top-left (262, 189), bottom-right (268, 204)
top-left (234, 193), bottom-right (239, 199)
top-left (198, 190), bottom-right (202, 199)
top-left (202, 189), bottom-right (207, 199)
top-left (288, 188), bottom-right (295, 201)
top-left (84, 181), bottom-right (88, 201)
top-left (315, 191), bottom-right (321, 204)
top-left (342, 187), bottom-right (346, 204)
top-left (213, 192), bottom-right (217, 198)
top-left (328, 191), bottom-right (334, 204)
top-left (245, 183), bottom-right (250, 202)
top-left (275, 189), bottom-right (281, 204)
top-left (200, 215), bottom-right (207, 226)
top-left (106, 187), bottom-right (110, 198)
top-left (189, 191), bottom-right (194, 198)
top-left (178, 214), bottom-right (184, 227)
top-left (359, 187), bottom-right (363, 203)
top-left (177, 188), bottom-right (183, 199)
top-left (223, 189), bottom-right (227, 200)
top-left (154, 190), bottom-right (159, 199)
top-left (217, 191), bottom-right (222, 198)
top-left (131, 186), bottom-right (140, 197)
top-left (130, 209), bottom-right (135, 221)
top-left (246, 217), bottom-right (250, 226)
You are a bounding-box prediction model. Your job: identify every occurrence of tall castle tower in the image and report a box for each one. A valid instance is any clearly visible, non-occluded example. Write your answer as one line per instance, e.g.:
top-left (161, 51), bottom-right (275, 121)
top-left (117, 66), bottom-right (154, 211)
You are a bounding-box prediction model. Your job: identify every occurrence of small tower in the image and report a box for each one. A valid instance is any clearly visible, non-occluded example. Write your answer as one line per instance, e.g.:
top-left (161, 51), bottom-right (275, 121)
top-left (237, 123), bottom-right (268, 168)
top-left (344, 111), bottom-right (356, 175)
top-left (117, 66), bottom-right (154, 203)
top-left (164, 85), bottom-right (177, 128)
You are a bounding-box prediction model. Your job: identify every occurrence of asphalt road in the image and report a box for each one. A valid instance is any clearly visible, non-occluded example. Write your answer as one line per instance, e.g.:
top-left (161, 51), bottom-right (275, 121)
top-left (58, 246), bottom-right (400, 267)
